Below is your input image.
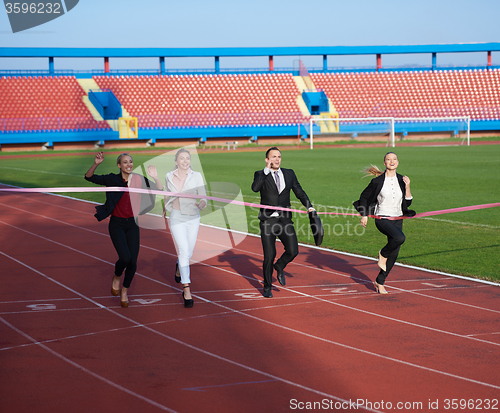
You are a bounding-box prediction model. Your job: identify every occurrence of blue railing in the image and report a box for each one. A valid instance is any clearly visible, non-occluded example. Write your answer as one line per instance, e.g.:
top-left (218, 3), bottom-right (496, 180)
top-left (336, 107), bottom-right (500, 120)
top-left (2, 64), bottom-right (499, 78)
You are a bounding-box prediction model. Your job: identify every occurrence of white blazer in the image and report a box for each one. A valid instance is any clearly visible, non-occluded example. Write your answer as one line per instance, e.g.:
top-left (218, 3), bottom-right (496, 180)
top-left (164, 169), bottom-right (206, 216)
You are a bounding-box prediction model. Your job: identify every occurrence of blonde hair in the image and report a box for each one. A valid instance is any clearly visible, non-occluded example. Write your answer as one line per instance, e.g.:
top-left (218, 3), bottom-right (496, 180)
top-left (362, 152), bottom-right (397, 177)
top-left (362, 164), bottom-right (384, 177)
top-left (117, 153), bottom-right (132, 165)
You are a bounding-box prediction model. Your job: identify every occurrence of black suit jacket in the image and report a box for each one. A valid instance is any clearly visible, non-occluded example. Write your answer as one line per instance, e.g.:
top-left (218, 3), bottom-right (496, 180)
top-left (353, 172), bottom-right (413, 217)
top-left (252, 167), bottom-right (312, 221)
top-left (84, 173), bottom-right (156, 221)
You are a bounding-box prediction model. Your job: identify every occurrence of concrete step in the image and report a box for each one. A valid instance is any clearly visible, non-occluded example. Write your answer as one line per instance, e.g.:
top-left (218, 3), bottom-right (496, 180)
top-left (293, 76), bottom-right (311, 117)
top-left (76, 78), bottom-right (120, 131)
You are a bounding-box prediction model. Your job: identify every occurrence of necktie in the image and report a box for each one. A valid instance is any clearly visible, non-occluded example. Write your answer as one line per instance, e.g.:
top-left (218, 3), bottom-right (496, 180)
top-left (274, 171), bottom-right (280, 193)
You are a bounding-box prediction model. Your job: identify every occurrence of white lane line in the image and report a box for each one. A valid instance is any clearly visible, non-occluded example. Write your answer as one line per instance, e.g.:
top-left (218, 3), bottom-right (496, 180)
top-left (290, 260), bottom-right (500, 315)
top-left (421, 216), bottom-right (500, 229)
top-left (1, 221), bottom-right (500, 392)
top-left (0, 166), bottom-right (80, 177)
top-left (0, 301), bottom-right (318, 352)
top-left (193, 255), bottom-right (500, 346)
top-left (0, 297), bottom-right (82, 304)
top-left (2, 206), bottom-right (500, 336)
top-left (3, 187), bottom-right (499, 287)
top-left (0, 248), bottom-right (381, 413)
top-left (2, 198), bottom-right (500, 327)
top-left (0, 316), bottom-right (179, 413)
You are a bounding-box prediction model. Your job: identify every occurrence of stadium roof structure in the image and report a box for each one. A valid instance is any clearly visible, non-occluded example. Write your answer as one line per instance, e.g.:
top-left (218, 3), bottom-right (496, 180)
top-left (1, 43), bottom-right (500, 58)
top-left (2, 43), bottom-right (499, 75)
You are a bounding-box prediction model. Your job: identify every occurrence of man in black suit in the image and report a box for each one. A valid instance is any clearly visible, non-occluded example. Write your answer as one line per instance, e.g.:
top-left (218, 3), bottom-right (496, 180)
top-left (252, 147), bottom-right (314, 297)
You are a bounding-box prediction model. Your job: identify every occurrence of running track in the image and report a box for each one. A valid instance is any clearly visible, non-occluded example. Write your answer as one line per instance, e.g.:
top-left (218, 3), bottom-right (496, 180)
top-left (0, 188), bottom-right (499, 413)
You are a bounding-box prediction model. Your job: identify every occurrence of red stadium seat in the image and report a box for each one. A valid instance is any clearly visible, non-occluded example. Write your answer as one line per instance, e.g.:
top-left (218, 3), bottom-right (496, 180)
top-left (310, 70), bottom-right (499, 121)
top-left (5, 69), bottom-right (495, 134)
top-left (0, 75), bottom-right (113, 132)
top-left (89, 72), bottom-right (305, 127)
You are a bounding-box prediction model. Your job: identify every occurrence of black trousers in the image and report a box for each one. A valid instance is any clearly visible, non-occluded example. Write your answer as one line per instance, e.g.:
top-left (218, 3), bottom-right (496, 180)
top-left (260, 217), bottom-right (298, 291)
top-left (108, 216), bottom-right (140, 289)
top-left (374, 218), bottom-right (405, 285)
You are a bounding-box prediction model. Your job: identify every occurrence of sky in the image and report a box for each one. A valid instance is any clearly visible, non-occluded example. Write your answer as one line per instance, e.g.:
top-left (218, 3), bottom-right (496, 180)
top-left (1, 0), bottom-right (500, 71)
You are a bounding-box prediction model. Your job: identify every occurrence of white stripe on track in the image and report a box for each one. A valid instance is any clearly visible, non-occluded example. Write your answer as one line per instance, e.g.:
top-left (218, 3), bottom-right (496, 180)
top-left (2, 196), bottom-right (500, 320)
top-left (421, 216), bottom-right (500, 229)
top-left (0, 166), bottom-right (80, 177)
top-left (0, 248), bottom-right (381, 413)
top-left (2, 185), bottom-right (499, 286)
top-left (1, 216), bottom-right (499, 393)
top-left (0, 316), bottom-right (179, 413)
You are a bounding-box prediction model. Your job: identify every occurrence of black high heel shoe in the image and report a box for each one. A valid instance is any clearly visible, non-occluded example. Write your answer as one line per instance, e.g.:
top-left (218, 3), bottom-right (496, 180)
top-left (174, 263), bottom-right (181, 283)
top-left (182, 286), bottom-right (193, 308)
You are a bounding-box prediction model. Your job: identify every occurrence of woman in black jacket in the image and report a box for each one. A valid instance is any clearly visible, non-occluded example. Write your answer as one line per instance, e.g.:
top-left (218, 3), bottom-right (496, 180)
top-left (354, 152), bottom-right (414, 294)
top-left (85, 152), bottom-right (162, 307)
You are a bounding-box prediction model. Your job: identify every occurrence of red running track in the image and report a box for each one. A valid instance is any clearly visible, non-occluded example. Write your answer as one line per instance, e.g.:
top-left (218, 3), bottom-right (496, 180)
top-left (0, 189), bottom-right (499, 413)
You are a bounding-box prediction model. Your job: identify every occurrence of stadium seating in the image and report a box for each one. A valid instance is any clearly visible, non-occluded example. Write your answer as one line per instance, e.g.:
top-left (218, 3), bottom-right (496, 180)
top-left (93, 73), bottom-right (308, 128)
top-left (2, 69), bottom-right (499, 134)
top-left (310, 69), bottom-right (500, 120)
top-left (0, 75), bottom-right (111, 132)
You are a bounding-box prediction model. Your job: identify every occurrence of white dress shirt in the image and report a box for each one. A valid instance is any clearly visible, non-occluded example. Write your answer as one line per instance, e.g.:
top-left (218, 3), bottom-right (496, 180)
top-left (263, 167), bottom-right (284, 217)
top-left (375, 175), bottom-right (404, 217)
top-left (264, 167), bottom-right (284, 194)
top-left (164, 169), bottom-right (206, 216)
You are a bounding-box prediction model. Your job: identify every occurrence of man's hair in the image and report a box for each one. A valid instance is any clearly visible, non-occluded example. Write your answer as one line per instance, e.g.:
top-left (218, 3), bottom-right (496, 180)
top-left (265, 146), bottom-right (281, 158)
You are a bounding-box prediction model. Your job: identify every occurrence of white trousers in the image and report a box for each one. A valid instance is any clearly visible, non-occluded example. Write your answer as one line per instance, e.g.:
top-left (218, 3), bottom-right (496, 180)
top-left (168, 209), bottom-right (200, 284)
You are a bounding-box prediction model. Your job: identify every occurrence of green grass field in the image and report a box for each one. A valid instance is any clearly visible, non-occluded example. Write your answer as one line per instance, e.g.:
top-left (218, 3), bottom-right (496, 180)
top-left (0, 144), bottom-right (499, 282)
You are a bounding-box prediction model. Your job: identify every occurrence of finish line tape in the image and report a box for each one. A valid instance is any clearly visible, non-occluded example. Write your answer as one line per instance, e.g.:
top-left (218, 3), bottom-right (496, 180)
top-left (0, 186), bottom-right (498, 220)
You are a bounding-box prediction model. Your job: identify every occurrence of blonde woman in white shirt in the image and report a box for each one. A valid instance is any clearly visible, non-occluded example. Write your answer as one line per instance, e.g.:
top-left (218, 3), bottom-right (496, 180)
top-left (353, 152), bottom-right (414, 294)
top-left (164, 149), bottom-right (207, 307)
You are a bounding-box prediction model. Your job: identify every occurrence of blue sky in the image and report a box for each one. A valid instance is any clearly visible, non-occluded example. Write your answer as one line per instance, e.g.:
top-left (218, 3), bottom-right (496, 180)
top-left (1, 0), bottom-right (499, 71)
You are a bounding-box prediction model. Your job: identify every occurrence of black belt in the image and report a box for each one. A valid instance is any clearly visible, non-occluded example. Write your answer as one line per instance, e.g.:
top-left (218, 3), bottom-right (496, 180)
top-left (110, 215), bottom-right (135, 221)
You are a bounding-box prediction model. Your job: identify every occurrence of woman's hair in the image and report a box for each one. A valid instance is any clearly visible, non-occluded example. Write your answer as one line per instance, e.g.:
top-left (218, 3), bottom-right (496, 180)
top-left (117, 153), bottom-right (132, 165)
top-left (175, 148), bottom-right (190, 162)
top-left (362, 164), bottom-right (384, 177)
top-left (362, 152), bottom-right (397, 177)
top-left (384, 151), bottom-right (397, 160)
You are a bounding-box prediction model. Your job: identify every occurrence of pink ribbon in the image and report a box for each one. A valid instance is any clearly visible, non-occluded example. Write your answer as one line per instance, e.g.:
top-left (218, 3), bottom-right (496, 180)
top-left (0, 186), bottom-right (498, 219)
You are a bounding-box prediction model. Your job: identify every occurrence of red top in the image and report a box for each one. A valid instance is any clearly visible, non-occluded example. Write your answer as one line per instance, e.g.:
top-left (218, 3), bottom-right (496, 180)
top-left (111, 179), bottom-right (134, 218)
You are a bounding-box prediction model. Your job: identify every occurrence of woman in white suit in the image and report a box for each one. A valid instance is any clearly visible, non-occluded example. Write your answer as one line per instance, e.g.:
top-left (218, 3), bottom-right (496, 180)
top-left (164, 148), bottom-right (206, 307)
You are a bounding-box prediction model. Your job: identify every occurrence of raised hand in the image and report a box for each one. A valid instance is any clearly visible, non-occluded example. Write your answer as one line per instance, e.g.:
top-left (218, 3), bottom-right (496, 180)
top-left (94, 151), bottom-right (104, 165)
top-left (147, 165), bottom-right (159, 180)
top-left (403, 175), bottom-right (412, 198)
